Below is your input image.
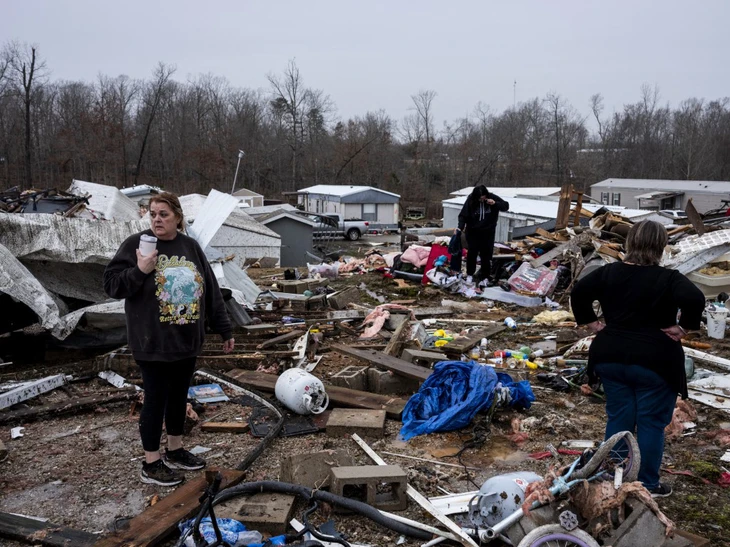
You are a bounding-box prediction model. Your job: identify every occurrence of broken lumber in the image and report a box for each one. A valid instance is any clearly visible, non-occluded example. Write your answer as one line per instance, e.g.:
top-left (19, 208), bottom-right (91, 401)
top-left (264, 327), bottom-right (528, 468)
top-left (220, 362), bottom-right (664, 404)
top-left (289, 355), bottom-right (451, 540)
top-left (227, 369), bottom-right (407, 419)
top-left (383, 318), bottom-right (410, 357)
top-left (257, 330), bottom-right (304, 350)
top-left (0, 374), bottom-right (66, 410)
top-left (330, 344), bottom-right (431, 381)
top-left (530, 231), bottom-right (595, 268)
top-left (0, 390), bottom-right (137, 425)
top-left (685, 198), bottom-right (706, 237)
top-left (442, 325), bottom-right (506, 358)
top-left (200, 422), bottom-right (250, 433)
top-left (683, 347), bottom-right (730, 371)
top-left (0, 511), bottom-right (96, 547)
top-left (93, 469), bottom-right (244, 547)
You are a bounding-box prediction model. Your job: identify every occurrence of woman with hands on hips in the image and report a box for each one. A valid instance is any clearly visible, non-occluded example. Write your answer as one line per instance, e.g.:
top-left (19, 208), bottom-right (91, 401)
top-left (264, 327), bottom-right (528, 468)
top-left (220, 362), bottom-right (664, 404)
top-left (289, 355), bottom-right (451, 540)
top-left (103, 192), bottom-right (234, 486)
top-left (570, 220), bottom-right (704, 498)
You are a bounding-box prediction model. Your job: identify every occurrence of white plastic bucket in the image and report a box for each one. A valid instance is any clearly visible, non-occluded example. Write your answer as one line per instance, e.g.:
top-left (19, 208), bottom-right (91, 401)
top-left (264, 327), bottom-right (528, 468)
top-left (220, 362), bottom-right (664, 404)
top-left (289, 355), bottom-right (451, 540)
top-left (706, 306), bottom-right (728, 339)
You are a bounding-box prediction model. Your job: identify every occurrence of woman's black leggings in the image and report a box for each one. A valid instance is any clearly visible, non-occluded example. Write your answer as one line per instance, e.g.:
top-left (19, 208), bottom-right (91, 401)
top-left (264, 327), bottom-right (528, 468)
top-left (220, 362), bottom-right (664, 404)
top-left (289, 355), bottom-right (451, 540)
top-left (136, 357), bottom-right (196, 452)
top-left (466, 227), bottom-right (496, 278)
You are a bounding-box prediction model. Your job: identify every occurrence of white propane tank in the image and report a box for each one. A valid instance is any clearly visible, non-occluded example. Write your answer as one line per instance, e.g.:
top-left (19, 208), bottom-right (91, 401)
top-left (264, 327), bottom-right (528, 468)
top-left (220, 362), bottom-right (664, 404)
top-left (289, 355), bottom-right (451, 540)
top-left (274, 368), bottom-right (329, 415)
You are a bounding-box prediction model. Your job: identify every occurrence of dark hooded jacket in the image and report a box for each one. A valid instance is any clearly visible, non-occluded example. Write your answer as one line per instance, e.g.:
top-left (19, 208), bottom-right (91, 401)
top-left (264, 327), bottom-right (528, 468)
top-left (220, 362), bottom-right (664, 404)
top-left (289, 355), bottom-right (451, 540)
top-left (457, 190), bottom-right (509, 232)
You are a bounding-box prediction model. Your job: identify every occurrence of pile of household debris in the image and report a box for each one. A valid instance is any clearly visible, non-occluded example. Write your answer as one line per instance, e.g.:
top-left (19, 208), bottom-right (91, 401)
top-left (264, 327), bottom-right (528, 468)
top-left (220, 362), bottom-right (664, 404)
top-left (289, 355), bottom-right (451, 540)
top-left (0, 182), bottom-right (265, 352)
top-left (3, 189), bottom-right (730, 547)
top-left (3, 263), bottom-right (723, 547)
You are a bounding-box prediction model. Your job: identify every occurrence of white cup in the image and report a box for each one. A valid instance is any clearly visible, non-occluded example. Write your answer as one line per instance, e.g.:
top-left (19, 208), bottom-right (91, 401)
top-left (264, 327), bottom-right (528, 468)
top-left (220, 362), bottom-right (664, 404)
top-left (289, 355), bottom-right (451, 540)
top-left (139, 234), bottom-right (158, 256)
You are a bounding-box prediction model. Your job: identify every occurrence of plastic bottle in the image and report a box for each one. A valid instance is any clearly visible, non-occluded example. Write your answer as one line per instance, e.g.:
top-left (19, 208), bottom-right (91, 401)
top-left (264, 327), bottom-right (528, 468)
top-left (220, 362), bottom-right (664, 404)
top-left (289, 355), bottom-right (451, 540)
top-left (529, 349), bottom-right (544, 360)
top-left (282, 316), bottom-right (305, 324)
top-left (504, 317), bottom-right (517, 329)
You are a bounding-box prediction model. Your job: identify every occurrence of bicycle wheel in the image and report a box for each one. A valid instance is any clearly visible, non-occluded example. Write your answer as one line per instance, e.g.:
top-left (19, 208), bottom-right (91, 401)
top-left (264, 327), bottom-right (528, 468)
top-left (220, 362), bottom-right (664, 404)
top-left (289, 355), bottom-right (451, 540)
top-left (572, 431), bottom-right (640, 483)
top-left (518, 524), bottom-right (600, 547)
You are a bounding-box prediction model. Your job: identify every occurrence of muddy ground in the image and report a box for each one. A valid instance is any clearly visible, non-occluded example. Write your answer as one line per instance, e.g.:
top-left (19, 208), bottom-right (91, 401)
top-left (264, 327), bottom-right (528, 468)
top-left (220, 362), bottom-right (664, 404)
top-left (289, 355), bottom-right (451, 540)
top-left (2, 238), bottom-right (730, 546)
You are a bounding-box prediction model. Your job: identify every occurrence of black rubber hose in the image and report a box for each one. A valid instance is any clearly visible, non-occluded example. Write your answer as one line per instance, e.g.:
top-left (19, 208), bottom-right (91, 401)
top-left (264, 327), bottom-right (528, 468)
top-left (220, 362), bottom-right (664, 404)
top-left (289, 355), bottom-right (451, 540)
top-left (302, 501), bottom-right (349, 547)
top-left (212, 481), bottom-right (431, 540)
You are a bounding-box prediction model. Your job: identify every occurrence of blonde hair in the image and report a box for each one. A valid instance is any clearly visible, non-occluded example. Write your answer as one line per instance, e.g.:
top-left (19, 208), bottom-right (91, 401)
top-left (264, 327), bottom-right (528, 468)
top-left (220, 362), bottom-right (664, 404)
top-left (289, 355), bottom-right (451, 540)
top-left (149, 192), bottom-right (185, 231)
top-left (624, 220), bottom-right (667, 266)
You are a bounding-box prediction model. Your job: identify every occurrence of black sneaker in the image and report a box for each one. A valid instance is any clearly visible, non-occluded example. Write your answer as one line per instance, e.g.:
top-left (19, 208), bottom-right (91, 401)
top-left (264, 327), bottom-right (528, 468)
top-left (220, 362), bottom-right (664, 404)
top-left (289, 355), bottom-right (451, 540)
top-left (163, 448), bottom-right (206, 471)
top-left (140, 459), bottom-right (184, 486)
top-left (648, 482), bottom-right (672, 498)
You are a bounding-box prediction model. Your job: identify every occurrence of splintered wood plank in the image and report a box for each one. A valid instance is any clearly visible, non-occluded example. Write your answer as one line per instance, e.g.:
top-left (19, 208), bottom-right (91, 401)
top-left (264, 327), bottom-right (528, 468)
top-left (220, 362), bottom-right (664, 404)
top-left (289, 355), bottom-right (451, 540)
top-left (257, 330), bottom-right (305, 350)
top-left (442, 325), bottom-right (506, 357)
top-left (685, 198), bottom-right (706, 236)
top-left (200, 422), bottom-right (250, 433)
top-left (0, 391), bottom-right (137, 425)
top-left (227, 369), bottom-right (406, 419)
top-left (93, 469), bottom-right (244, 547)
top-left (0, 512), bottom-right (97, 546)
top-left (383, 318), bottom-right (410, 357)
top-left (330, 344), bottom-right (431, 381)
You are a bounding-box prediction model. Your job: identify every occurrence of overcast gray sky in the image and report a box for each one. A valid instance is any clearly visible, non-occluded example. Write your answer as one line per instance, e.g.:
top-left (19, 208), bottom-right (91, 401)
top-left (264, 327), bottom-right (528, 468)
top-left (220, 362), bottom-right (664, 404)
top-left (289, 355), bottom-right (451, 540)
top-left (3, 0), bottom-right (728, 129)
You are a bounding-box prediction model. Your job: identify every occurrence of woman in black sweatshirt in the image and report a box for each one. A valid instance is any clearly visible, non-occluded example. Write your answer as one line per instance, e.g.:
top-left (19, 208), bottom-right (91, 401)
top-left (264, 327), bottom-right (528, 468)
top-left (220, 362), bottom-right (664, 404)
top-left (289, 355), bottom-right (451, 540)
top-left (456, 185), bottom-right (509, 283)
top-left (103, 192), bottom-right (234, 487)
top-left (571, 220), bottom-right (704, 498)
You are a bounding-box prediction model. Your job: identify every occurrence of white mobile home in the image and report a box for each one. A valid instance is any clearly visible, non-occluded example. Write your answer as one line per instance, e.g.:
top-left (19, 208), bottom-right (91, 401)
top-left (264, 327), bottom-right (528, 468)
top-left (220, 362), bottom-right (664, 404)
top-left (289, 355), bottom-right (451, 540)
top-left (591, 179), bottom-right (730, 213)
top-left (443, 193), bottom-right (661, 242)
top-left (296, 185), bottom-right (400, 230)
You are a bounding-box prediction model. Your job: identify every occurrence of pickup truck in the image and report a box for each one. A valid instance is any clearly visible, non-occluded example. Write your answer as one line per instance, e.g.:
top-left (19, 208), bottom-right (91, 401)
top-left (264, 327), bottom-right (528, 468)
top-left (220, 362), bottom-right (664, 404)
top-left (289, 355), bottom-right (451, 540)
top-left (296, 212), bottom-right (370, 241)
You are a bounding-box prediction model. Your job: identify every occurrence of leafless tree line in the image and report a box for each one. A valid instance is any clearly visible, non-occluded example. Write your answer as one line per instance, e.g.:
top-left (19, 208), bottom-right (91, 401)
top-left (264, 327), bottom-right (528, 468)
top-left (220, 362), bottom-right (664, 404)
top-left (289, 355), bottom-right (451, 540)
top-left (2, 42), bottom-right (730, 215)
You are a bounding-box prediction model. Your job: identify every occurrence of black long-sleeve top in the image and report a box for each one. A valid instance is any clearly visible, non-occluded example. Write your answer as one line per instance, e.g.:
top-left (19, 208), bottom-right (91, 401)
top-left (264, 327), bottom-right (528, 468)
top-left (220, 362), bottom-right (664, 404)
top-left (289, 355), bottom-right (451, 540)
top-left (103, 229), bottom-right (232, 362)
top-left (457, 193), bottom-right (509, 232)
top-left (571, 262), bottom-right (705, 398)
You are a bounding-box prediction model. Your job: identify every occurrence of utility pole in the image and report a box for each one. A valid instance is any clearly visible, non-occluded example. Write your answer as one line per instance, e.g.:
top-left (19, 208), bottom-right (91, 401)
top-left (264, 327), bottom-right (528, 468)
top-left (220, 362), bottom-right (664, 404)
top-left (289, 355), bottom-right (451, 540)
top-left (513, 80), bottom-right (516, 108)
top-left (231, 150), bottom-right (245, 194)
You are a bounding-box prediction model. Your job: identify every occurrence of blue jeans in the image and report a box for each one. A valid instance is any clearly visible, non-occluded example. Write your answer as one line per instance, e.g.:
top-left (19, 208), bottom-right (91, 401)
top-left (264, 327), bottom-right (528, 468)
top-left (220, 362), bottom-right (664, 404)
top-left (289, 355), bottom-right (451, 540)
top-left (595, 363), bottom-right (677, 489)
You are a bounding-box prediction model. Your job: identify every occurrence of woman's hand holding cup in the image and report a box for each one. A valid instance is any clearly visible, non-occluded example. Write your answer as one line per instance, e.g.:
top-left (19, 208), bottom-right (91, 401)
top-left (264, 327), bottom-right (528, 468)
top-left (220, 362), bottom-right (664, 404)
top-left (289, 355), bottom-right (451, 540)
top-left (136, 249), bottom-right (158, 274)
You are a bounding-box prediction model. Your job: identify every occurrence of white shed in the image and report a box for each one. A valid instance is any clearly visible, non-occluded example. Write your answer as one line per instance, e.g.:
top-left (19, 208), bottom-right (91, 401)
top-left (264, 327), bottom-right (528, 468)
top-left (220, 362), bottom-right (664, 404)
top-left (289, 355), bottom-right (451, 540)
top-left (179, 194), bottom-right (281, 267)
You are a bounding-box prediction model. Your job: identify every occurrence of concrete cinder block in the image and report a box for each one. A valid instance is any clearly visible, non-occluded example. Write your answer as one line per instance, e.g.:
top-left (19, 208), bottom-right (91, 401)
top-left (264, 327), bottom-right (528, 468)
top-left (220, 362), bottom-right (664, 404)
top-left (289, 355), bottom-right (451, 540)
top-left (235, 492), bottom-right (297, 535)
top-left (367, 368), bottom-right (421, 395)
top-left (331, 365), bottom-right (369, 391)
top-left (401, 348), bottom-right (447, 366)
top-left (603, 499), bottom-right (691, 547)
top-left (280, 449), bottom-right (355, 489)
top-left (326, 408), bottom-right (386, 439)
top-left (328, 286), bottom-right (360, 310)
top-left (330, 465), bottom-right (408, 511)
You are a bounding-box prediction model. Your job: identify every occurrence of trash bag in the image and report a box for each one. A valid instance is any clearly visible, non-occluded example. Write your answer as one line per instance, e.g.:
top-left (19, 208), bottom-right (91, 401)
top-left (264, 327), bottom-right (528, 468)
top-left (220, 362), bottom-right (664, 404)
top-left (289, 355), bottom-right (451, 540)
top-left (448, 231), bottom-right (463, 256)
top-left (400, 361), bottom-right (535, 440)
top-left (179, 517), bottom-right (263, 547)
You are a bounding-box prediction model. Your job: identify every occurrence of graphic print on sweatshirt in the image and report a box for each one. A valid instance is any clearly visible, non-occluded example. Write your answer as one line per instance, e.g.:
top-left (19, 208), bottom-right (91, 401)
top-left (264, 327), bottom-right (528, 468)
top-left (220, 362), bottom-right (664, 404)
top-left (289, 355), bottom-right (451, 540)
top-left (154, 255), bottom-right (204, 324)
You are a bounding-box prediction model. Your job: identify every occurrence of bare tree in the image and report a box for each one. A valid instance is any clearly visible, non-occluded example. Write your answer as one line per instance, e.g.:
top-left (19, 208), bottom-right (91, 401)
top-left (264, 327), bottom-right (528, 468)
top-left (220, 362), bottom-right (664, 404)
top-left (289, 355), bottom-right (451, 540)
top-left (134, 62), bottom-right (175, 185)
top-left (5, 42), bottom-right (47, 187)
top-left (113, 76), bottom-right (139, 186)
top-left (268, 60), bottom-right (310, 188)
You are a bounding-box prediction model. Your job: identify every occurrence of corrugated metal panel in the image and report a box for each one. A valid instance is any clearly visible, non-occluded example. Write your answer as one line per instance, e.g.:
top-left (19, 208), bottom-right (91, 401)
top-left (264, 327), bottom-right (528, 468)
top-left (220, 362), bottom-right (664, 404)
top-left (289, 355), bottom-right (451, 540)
top-left (0, 214), bottom-right (149, 264)
top-left (68, 179), bottom-right (141, 221)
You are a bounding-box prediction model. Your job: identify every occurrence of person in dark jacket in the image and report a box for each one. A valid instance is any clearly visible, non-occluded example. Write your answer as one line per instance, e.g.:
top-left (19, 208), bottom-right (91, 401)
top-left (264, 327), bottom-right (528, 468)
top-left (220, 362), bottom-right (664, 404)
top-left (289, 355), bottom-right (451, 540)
top-left (103, 192), bottom-right (234, 487)
top-left (456, 185), bottom-right (509, 282)
top-left (571, 220), bottom-right (704, 498)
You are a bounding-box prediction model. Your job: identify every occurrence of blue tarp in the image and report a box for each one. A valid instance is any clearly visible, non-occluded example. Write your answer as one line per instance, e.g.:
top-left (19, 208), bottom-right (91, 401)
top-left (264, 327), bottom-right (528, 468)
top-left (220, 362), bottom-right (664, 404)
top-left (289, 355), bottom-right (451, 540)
top-left (400, 360), bottom-right (535, 440)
